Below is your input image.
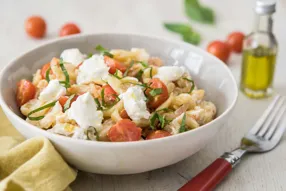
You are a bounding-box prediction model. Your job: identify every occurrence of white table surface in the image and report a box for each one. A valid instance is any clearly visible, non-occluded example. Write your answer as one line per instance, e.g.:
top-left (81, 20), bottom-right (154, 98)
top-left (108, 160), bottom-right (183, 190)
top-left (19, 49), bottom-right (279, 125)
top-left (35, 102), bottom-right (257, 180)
top-left (1, 0), bottom-right (286, 190)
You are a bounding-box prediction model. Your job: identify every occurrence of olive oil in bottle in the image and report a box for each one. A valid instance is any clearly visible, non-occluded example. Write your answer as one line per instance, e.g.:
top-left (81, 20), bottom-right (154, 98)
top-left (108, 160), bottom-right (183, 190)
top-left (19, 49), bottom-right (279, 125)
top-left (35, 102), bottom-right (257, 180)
top-left (240, 0), bottom-right (278, 99)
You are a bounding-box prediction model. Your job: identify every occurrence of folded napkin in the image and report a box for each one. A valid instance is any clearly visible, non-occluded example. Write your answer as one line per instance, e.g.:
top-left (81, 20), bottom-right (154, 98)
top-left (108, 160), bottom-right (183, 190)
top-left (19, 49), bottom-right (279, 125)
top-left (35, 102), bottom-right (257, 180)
top-left (0, 110), bottom-right (77, 191)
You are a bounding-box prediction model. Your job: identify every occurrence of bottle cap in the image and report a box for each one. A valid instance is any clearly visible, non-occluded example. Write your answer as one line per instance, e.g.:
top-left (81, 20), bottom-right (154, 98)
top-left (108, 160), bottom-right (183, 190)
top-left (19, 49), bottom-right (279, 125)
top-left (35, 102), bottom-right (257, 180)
top-left (255, 0), bottom-right (276, 14)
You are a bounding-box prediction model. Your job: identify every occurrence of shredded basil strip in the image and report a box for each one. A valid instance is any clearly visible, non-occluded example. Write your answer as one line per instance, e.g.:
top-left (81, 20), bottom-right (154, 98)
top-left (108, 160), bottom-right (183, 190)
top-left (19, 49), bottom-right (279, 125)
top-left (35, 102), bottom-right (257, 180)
top-left (150, 113), bottom-right (158, 130)
top-left (138, 61), bottom-right (149, 68)
top-left (45, 67), bottom-right (51, 82)
top-left (27, 101), bottom-right (57, 121)
top-left (149, 88), bottom-right (162, 97)
top-left (150, 112), bottom-right (167, 129)
top-left (95, 45), bottom-right (114, 58)
top-left (101, 88), bottom-right (106, 107)
top-left (158, 114), bottom-right (166, 129)
top-left (135, 69), bottom-right (144, 80)
top-left (122, 81), bottom-right (150, 89)
top-left (123, 60), bottom-right (135, 77)
top-left (179, 113), bottom-right (187, 133)
top-left (63, 94), bottom-right (75, 112)
top-left (183, 77), bottom-right (195, 93)
top-left (150, 67), bottom-right (153, 78)
top-left (94, 98), bottom-right (103, 110)
top-left (112, 70), bottom-right (122, 79)
top-left (59, 58), bottom-right (70, 88)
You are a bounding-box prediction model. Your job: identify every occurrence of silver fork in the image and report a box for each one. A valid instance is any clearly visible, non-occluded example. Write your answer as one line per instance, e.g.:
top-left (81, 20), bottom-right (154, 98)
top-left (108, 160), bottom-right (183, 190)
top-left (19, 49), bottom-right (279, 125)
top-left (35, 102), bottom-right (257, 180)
top-left (179, 95), bottom-right (286, 191)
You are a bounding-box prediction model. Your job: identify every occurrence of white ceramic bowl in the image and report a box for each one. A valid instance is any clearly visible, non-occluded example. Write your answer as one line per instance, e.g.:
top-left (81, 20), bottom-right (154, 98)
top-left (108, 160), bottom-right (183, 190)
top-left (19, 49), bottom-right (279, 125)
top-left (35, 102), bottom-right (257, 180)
top-left (0, 33), bottom-right (237, 174)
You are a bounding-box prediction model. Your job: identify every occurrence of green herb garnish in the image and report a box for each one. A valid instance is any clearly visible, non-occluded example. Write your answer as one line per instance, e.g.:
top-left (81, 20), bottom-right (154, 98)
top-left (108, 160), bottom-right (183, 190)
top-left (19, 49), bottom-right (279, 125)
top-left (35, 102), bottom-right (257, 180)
top-left (149, 88), bottom-right (162, 97)
top-left (183, 77), bottom-right (195, 93)
top-left (95, 45), bottom-right (114, 58)
top-left (164, 23), bottom-right (192, 34)
top-left (45, 67), bottom-right (51, 82)
top-left (150, 67), bottom-right (153, 78)
top-left (184, 0), bottom-right (215, 24)
top-left (101, 88), bottom-right (106, 107)
top-left (59, 58), bottom-right (70, 88)
top-left (135, 69), bottom-right (144, 80)
top-left (87, 53), bottom-right (93, 58)
top-left (123, 60), bottom-right (135, 77)
top-left (94, 98), bottom-right (103, 110)
top-left (63, 94), bottom-right (75, 112)
top-left (150, 113), bottom-right (158, 130)
top-left (137, 61), bottom-right (149, 68)
top-left (150, 112), bottom-right (168, 130)
top-left (179, 113), bottom-right (187, 133)
top-left (111, 69), bottom-right (123, 79)
top-left (182, 31), bottom-right (201, 45)
top-left (27, 101), bottom-right (57, 121)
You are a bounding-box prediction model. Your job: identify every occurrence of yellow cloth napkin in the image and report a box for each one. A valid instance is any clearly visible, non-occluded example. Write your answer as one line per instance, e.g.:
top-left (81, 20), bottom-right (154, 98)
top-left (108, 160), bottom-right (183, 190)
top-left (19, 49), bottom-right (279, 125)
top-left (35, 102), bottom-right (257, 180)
top-left (0, 109), bottom-right (77, 191)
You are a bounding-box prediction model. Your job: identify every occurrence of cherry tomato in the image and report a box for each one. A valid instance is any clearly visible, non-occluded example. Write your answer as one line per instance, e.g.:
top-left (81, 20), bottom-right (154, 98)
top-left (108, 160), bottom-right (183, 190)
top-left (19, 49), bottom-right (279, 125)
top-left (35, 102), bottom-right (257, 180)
top-left (59, 95), bottom-right (78, 108)
top-left (207, 40), bottom-right (231, 63)
top-left (102, 85), bottom-right (117, 104)
top-left (120, 109), bottom-right (130, 119)
top-left (41, 63), bottom-right (53, 79)
top-left (25, 16), bottom-right (46, 38)
top-left (226, 31), bottom-right (245, 53)
top-left (146, 130), bottom-right (171, 140)
top-left (145, 78), bottom-right (169, 109)
top-left (59, 23), bottom-right (81, 37)
top-left (16, 79), bottom-right (36, 106)
top-left (107, 119), bottom-right (142, 142)
top-left (104, 56), bottom-right (127, 74)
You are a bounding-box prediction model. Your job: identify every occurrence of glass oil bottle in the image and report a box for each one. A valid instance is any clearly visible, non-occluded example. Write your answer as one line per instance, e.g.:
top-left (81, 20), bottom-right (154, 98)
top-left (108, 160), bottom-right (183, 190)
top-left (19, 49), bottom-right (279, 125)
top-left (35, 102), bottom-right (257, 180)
top-left (240, 0), bottom-right (278, 99)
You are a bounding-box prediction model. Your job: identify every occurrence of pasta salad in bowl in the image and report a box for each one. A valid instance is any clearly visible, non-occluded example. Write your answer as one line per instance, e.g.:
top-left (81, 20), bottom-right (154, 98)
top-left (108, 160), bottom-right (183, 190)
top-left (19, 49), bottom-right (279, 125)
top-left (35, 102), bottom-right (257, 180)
top-left (17, 46), bottom-right (217, 142)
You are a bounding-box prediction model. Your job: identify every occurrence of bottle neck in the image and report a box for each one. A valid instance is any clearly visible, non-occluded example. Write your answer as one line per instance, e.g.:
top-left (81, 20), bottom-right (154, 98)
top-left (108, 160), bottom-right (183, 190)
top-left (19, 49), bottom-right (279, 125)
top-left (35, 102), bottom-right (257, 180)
top-left (254, 14), bottom-right (273, 33)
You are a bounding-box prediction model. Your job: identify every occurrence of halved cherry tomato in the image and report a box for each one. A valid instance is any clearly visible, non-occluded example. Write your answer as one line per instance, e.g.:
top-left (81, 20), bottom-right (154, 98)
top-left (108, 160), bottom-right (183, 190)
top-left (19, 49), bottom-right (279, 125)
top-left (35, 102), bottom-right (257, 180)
top-left (120, 109), bottom-right (130, 119)
top-left (226, 31), bottom-right (245, 53)
top-left (107, 119), bottom-right (142, 142)
top-left (59, 95), bottom-right (78, 108)
top-left (145, 78), bottom-right (169, 109)
top-left (146, 130), bottom-right (171, 140)
top-left (102, 84), bottom-right (117, 104)
top-left (41, 63), bottom-right (53, 79)
top-left (207, 40), bottom-right (231, 63)
top-left (25, 16), bottom-right (46, 38)
top-left (104, 56), bottom-right (127, 74)
top-left (59, 23), bottom-right (81, 37)
top-left (16, 79), bottom-right (36, 106)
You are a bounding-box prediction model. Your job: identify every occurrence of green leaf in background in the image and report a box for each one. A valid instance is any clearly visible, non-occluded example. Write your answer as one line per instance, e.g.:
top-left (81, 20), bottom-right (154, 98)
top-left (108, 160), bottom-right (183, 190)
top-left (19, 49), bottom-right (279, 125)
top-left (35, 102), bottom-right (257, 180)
top-left (182, 31), bottom-right (201, 45)
top-left (163, 23), bottom-right (192, 34)
top-left (184, 0), bottom-right (215, 24)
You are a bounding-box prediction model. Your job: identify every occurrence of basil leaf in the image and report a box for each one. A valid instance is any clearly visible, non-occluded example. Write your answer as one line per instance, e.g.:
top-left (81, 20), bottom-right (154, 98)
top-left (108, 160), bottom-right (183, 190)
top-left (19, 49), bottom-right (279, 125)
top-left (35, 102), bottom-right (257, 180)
top-left (150, 67), bottom-right (153, 78)
top-left (28, 101), bottom-right (57, 121)
top-left (135, 69), bottom-right (144, 80)
top-left (183, 77), bottom-right (195, 93)
top-left (112, 70), bottom-right (123, 79)
top-left (149, 88), bottom-right (162, 97)
top-left (164, 23), bottom-right (192, 34)
top-left (137, 61), bottom-right (149, 68)
top-left (95, 45), bottom-right (114, 58)
top-left (158, 114), bottom-right (166, 129)
top-left (59, 58), bottom-right (70, 88)
top-left (179, 113), bottom-right (187, 133)
top-left (45, 67), bottom-right (51, 82)
top-left (101, 88), bottom-right (106, 107)
top-left (182, 31), bottom-right (201, 45)
top-left (94, 98), bottom-right (103, 110)
top-left (150, 113), bottom-right (158, 130)
top-left (184, 0), bottom-right (215, 24)
top-left (87, 53), bottom-right (93, 58)
top-left (63, 94), bottom-right (75, 112)
top-left (123, 60), bottom-right (135, 77)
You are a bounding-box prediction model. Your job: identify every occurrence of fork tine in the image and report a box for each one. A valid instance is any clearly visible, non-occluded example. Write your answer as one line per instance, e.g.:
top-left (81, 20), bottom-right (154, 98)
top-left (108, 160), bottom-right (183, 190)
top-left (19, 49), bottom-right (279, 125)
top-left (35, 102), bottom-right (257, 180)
top-left (249, 95), bottom-right (281, 135)
top-left (257, 96), bottom-right (286, 137)
top-left (270, 116), bottom-right (286, 142)
top-left (264, 99), bottom-right (286, 140)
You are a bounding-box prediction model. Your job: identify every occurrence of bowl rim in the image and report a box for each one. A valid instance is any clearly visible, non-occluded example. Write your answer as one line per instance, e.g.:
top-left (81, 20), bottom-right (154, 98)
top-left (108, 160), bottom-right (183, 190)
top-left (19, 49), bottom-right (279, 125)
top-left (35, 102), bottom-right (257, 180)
top-left (0, 32), bottom-right (238, 147)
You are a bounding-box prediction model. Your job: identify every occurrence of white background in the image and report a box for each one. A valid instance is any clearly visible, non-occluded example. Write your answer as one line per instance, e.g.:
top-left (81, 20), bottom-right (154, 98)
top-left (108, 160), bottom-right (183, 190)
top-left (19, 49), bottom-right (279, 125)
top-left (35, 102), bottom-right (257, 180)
top-left (1, 0), bottom-right (286, 190)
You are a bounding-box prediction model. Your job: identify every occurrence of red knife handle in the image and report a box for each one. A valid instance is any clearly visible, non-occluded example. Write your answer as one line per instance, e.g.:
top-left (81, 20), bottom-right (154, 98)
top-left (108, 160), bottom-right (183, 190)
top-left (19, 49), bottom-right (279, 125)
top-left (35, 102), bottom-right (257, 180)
top-left (178, 158), bottom-right (232, 191)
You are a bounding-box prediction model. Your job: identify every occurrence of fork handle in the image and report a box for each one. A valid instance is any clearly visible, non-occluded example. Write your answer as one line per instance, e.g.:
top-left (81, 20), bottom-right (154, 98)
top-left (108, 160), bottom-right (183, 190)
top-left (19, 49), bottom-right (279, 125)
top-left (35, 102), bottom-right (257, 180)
top-left (178, 150), bottom-right (246, 191)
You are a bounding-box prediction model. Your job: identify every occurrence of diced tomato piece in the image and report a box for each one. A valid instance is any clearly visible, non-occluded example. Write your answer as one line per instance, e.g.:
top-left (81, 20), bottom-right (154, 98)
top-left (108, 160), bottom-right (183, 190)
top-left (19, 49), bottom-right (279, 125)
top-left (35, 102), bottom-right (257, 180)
top-left (145, 78), bottom-right (169, 109)
top-left (16, 79), bottom-right (36, 106)
top-left (102, 84), bottom-right (117, 104)
top-left (107, 119), bottom-right (142, 142)
top-left (59, 95), bottom-right (78, 108)
top-left (104, 56), bottom-right (127, 74)
top-left (146, 130), bottom-right (171, 140)
top-left (41, 63), bottom-right (53, 79)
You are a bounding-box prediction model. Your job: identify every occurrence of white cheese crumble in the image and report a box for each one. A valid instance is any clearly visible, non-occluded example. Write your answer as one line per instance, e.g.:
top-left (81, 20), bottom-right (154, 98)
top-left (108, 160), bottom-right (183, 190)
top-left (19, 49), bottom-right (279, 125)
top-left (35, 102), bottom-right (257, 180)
top-left (119, 86), bottom-right (150, 122)
top-left (153, 66), bottom-right (185, 84)
top-left (60, 48), bottom-right (85, 66)
top-left (38, 80), bottom-right (66, 102)
top-left (76, 55), bottom-right (110, 84)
